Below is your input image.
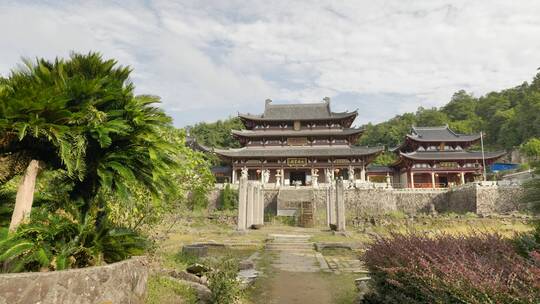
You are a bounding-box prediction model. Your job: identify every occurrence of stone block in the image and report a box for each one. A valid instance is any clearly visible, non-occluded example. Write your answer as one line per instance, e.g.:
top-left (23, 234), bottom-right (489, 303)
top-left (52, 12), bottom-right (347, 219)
top-left (0, 257), bottom-right (148, 304)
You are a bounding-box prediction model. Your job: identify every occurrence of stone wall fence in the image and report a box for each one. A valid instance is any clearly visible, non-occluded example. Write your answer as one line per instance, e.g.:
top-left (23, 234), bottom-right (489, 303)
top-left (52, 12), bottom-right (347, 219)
top-left (210, 182), bottom-right (526, 226)
top-left (0, 256), bottom-right (148, 304)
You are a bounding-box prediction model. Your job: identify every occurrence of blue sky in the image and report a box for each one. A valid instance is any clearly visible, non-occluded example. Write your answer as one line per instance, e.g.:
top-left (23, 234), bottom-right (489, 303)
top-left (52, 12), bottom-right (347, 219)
top-left (1, 1), bottom-right (540, 127)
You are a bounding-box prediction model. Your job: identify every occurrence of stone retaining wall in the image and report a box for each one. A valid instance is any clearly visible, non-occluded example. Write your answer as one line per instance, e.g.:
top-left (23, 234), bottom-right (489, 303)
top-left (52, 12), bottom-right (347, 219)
top-left (0, 256), bottom-right (148, 304)
top-left (210, 183), bottom-right (524, 225)
top-left (436, 184), bottom-right (526, 215)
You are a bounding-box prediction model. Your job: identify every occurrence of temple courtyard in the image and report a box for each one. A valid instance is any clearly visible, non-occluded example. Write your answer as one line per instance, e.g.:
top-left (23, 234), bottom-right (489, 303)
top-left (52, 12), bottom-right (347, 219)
top-left (146, 210), bottom-right (534, 304)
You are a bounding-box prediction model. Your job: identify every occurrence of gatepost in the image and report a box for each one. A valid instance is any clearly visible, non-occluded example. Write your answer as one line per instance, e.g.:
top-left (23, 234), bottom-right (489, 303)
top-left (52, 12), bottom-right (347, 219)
top-left (253, 183), bottom-right (261, 225)
top-left (327, 182), bottom-right (336, 227)
top-left (256, 184), bottom-right (265, 225)
top-left (237, 176), bottom-right (248, 231)
top-left (246, 182), bottom-right (255, 228)
top-left (336, 178), bottom-right (346, 231)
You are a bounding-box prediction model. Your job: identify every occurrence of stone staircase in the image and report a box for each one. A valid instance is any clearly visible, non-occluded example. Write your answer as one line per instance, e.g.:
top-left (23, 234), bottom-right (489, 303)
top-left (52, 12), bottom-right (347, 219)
top-left (265, 234), bottom-right (328, 272)
top-left (276, 188), bottom-right (313, 217)
top-left (266, 234), bottom-right (314, 252)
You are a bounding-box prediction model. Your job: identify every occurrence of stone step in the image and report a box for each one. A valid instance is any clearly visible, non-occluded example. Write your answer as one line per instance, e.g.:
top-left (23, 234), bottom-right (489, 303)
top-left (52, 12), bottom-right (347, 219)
top-left (265, 248), bottom-right (315, 253)
top-left (267, 241), bottom-right (313, 245)
top-left (270, 242), bottom-right (311, 246)
top-left (268, 234), bottom-right (312, 239)
top-left (265, 246), bottom-right (314, 251)
top-left (270, 239), bottom-right (311, 243)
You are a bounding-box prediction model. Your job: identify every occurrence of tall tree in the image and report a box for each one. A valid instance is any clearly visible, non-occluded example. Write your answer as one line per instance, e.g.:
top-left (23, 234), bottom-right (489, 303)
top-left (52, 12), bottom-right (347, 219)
top-left (0, 58), bottom-right (86, 230)
top-left (442, 90), bottom-right (478, 121)
top-left (0, 53), bottom-right (176, 230)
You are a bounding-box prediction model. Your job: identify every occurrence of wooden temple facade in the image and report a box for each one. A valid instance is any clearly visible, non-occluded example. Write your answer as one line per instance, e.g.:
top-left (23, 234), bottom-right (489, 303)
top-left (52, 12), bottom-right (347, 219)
top-left (212, 98), bottom-right (383, 186)
top-left (391, 126), bottom-right (506, 188)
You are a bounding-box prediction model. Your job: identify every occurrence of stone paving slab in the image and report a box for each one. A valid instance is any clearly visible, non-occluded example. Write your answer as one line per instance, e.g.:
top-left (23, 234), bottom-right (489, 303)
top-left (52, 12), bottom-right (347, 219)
top-left (324, 256), bottom-right (367, 273)
top-left (266, 234), bottom-right (322, 273)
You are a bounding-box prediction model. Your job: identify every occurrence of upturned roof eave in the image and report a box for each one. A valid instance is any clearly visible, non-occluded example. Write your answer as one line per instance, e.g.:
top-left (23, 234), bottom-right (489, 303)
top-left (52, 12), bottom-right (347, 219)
top-left (230, 128), bottom-right (364, 138)
top-left (237, 111), bottom-right (358, 121)
top-left (212, 145), bottom-right (384, 158)
top-left (405, 134), bottom-right (481, 143)
top-left (397, 150), bottom-right (507, 161)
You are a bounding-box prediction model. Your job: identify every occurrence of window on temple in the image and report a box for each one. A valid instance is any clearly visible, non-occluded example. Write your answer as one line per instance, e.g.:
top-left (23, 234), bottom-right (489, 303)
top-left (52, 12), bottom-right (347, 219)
top-left (294, 121), bottom-right (301, 131)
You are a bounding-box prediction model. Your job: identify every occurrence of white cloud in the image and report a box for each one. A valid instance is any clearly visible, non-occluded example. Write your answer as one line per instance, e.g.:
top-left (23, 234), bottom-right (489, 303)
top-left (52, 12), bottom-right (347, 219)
top-left (1, 0), bottom-right (540, 126)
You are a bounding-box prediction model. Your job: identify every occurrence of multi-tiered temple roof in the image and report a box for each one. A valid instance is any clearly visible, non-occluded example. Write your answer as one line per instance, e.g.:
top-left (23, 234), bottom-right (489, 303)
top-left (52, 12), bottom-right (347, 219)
top-left (392, 125), bottom-right (505, 166)
top-left (213, 98), bottom-right (382, 160)
top-left (391, 126), bottom-right (481, 153)
top-left (238, 99), bottom-right (357, 123)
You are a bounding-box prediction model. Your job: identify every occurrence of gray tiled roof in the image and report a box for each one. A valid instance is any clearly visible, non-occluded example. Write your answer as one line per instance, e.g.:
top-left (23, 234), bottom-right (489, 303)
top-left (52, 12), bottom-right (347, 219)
top-left (231, 128), bottom-right (363, 137)
top-left (400, 150), bottom-right (506, 161)
top-left (213, 145), bottom-right (383, 158)
top-left (239, 100), bottom-right (357, 121)
top-left (408, 125), bottom-right (480, 142)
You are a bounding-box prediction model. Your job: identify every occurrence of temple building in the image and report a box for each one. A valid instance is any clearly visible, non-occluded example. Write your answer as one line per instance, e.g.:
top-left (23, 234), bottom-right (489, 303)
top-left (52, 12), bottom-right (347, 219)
top-left (212, 98), bottom-right (383, 186)
top-left (391, 126), bottom-right (506, 188)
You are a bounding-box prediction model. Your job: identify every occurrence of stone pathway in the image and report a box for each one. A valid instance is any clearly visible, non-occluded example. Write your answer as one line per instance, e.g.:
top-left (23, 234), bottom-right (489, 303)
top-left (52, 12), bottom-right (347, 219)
top-left (325, 256), bottom-right (367, 273)
top-left (260, 234), bottom-right (334, 304)
top-left (265, 234), bottom-right (328, 272)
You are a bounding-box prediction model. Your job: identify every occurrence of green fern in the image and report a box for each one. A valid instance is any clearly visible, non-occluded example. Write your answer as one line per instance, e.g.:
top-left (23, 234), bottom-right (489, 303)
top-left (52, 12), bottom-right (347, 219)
top-left (0, 207), bottom-right (148, 273)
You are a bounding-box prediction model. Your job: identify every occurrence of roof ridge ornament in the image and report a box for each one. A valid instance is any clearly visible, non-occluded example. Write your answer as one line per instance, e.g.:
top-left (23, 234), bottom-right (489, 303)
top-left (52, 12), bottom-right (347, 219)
top-left (265, 99), bottom-right (272, 106)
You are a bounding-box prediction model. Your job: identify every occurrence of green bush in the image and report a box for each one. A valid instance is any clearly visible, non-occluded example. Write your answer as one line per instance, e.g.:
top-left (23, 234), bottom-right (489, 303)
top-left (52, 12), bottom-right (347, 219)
top-left (188, 187), bottom-right (209, 210)
top-left (514, 221), bottom-right (540, 258)
top-left (0, 208), bottom-right (147, 273)
top-left (207, 257), bottom-right (242, 304)
top-left (219, 184), bottom-right (238, 211)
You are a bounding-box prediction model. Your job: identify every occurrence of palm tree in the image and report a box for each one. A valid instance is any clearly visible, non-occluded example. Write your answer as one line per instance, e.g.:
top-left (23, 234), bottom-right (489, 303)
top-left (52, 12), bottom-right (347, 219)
top-left (0, 58), bottom-right (86, 231)
top-left (0, 52), bottom-right (176, 230)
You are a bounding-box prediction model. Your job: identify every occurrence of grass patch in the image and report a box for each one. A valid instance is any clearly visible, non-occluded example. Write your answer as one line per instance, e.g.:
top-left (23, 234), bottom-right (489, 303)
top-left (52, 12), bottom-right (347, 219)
top-left (244, 250), bottom-right (276, 303)
top-left (321, 247), bottom-right (356, 257)
top-left (324, 272), bottom-right (360, 304)
top-left (145, 275), bottom-right (198, 304)
top-left (267, 215), bottom-right (297, 226)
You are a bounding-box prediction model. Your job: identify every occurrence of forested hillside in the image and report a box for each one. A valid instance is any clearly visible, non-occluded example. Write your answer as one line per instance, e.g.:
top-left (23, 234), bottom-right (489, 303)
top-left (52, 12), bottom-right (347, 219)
top-left (360, 71), bottom-right (540, 149)
top-left (189, 71), bottom-right (540, 151)
top-left (188, 117), bottom-right (244, 149)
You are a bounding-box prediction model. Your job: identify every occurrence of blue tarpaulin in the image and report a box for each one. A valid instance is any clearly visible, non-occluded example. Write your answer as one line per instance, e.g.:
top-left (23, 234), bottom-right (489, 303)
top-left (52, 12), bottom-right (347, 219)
top-left (490, 163), bottom-right (519, 172)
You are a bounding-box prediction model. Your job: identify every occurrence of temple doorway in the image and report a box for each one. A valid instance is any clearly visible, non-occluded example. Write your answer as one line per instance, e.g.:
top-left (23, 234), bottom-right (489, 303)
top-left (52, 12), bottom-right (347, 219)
top-left (290, 171), bottom-right (306, 186)
top-left (438, 176), bottom-right (448, 187)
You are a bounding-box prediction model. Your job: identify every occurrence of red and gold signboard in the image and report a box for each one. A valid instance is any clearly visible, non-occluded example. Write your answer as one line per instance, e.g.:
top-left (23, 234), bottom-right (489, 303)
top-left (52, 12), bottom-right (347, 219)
top-left (439, 162), bottom-right (458, 168)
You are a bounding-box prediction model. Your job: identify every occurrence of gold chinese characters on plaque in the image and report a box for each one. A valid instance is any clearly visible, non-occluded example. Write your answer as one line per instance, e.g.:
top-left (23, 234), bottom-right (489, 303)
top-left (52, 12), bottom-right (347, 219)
top-left (439, 162), bottom-right (458, 168)
top-left (287, 158), bottom-right (307, 167)
top-left (287, 137), bottom-right (308, 146)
